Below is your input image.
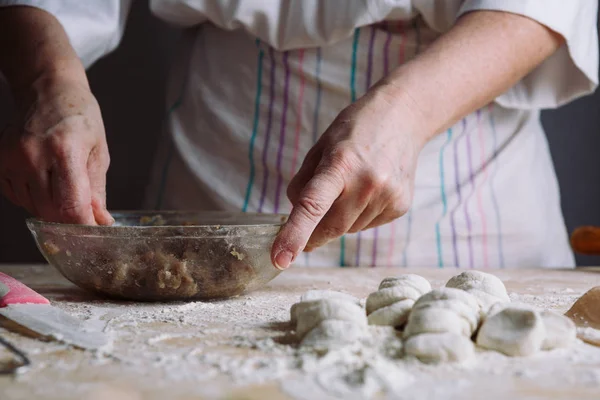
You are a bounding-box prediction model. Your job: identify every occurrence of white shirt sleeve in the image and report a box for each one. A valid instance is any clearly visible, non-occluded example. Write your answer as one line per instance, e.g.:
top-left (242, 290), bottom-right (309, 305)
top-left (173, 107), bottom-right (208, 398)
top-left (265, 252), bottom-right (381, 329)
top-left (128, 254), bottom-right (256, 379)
top-left (458, 0), bottom-right (599, 109)
top-left (149, 0), bottom-right (376, 50)
top-left (0, 0), bottom-right (133, 69)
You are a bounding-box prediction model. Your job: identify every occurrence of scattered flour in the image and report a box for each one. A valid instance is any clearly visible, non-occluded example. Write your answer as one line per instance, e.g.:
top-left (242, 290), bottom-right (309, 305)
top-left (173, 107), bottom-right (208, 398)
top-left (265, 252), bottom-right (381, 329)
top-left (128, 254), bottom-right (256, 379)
top-left (2, 276), bottom-right (600, 400)
top-left (577, 327), bottom-right (600, 347)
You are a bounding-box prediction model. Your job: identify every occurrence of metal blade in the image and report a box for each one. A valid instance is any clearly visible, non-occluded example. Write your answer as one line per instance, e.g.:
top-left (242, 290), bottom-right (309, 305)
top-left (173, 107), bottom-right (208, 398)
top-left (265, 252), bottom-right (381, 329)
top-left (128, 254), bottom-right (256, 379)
top-left (0, 304), bottom-right (110, 351)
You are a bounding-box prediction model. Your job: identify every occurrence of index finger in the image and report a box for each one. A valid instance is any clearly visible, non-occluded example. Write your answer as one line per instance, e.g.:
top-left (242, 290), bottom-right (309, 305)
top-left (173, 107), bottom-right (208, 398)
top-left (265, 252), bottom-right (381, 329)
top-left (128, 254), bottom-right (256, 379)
top-left (271, 165), bottom-right (345, 269)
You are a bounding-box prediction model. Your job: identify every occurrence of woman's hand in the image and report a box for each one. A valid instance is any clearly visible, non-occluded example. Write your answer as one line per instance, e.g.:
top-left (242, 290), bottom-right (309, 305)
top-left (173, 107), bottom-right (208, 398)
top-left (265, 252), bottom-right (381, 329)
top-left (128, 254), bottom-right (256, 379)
top-left (0, 76), bottom-right (113, 225)
top-left (271, 85), bottom-right (425, 269)
top-left (271, 9), bottom-right (564, 270)
top-left (0, 6), bottom-right (113, 225)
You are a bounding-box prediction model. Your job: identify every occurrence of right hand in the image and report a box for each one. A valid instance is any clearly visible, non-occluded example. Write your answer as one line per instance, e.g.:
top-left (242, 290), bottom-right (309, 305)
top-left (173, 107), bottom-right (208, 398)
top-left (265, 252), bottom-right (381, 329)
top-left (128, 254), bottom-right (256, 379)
top-left (0, 77), bottom-right (113, 225)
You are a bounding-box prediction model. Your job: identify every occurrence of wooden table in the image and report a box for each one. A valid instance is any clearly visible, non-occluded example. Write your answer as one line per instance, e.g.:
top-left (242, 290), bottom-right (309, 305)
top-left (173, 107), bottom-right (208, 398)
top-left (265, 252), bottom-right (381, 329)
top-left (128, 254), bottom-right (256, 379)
top-left (1, 265), bottom-right (600, 400)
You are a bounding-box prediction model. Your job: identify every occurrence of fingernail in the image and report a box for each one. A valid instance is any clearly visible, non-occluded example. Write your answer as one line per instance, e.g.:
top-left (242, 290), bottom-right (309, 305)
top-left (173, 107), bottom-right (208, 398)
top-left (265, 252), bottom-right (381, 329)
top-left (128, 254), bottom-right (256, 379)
top-left (274, 250), bottom-right (293, 270)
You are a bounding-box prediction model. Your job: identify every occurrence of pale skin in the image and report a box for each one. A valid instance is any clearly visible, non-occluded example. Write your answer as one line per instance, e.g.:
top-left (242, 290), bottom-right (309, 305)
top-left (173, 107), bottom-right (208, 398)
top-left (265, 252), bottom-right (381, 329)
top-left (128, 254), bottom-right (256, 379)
top-left (0, 7), bottom-right (563, 269)
top-left (0, 6), bottom-right (112, 225)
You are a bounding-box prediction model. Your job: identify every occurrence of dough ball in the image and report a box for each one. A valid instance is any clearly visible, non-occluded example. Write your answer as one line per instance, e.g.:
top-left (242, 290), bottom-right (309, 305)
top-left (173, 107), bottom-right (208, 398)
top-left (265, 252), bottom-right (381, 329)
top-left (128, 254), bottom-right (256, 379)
top-left (367, 299), bottom-right (414, 327)
top-left (484, 304), bottom-right (576, 352)
top-left (366, 286), bottom-right (423, 315)
top-left (404, 307), bottom-right (473, 338)
top-left (299, 289), bottom-right (361, 305)
top-left (404, 332), bottom-right (475, 364)
top-left (300, 320), bottom-right (369, 350)
top-left (540, 310), bottom-right (577, 350)
top-left (364, 274), bottom-right (431, 328)
top-left (446, 271), bottom-right (508, 299)
top-left (487, 301), bottom-right (535, 316)
top-left (412, 298), bottom-right (480, 333)
top-left (378, 274), bottom-right (432, 294)
top-left (294, 299), bottom-right (366, 340)
top-left (414, 288), bottom-right (480, 314)
top-left (291, 290), bottom-right (361, 324)
top-left (476, 306), bottom-right (546, 357)
top-left (404, 288), bottom-right (480, 338)
top-left (446, 271), bottom-right (509, 313)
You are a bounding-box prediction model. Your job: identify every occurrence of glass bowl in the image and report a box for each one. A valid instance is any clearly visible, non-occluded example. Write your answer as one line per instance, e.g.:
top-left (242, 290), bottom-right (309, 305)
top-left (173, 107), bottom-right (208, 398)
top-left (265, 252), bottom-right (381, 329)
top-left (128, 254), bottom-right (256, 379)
top-left (26, 211), bottom-right (287, 301)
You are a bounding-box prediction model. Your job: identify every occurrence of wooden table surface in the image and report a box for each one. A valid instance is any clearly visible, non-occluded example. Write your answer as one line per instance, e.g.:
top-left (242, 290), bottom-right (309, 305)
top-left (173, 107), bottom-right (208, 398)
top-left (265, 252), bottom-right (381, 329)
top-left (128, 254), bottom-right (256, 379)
top-left (1, 265), bottom-right (600, 400)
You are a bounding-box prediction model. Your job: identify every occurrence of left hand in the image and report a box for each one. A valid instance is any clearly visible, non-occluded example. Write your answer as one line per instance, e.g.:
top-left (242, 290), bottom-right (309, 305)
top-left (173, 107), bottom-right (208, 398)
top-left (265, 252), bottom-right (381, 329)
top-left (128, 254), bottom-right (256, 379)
top-left (271, 85), bottom-right (426, 269)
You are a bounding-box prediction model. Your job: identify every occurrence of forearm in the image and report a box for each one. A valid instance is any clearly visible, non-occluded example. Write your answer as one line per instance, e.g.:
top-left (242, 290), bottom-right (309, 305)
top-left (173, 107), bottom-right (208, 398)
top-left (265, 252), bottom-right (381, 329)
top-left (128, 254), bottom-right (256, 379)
top-left (379, 10), bottom-right (564, 144)
top-left (0, 6), bottom-right (88, 107)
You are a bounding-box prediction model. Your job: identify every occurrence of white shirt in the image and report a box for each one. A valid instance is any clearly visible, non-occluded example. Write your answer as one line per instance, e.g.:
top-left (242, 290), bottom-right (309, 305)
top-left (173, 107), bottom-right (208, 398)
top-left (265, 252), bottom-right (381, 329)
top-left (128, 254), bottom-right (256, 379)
top-left (1, 0), bottom-right (598, 268)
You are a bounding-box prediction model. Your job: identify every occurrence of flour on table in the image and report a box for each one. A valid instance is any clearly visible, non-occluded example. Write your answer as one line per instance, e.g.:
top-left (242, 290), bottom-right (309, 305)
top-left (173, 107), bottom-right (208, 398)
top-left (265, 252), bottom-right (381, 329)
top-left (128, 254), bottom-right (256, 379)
top-left (577, 326), bottom-right (600, 347)
top-left (280, 271), bottom-right (591, 396)
top-left (282, 344), bottom-right (413, 400)
top-left (4, 269), bottom-right (600, 400)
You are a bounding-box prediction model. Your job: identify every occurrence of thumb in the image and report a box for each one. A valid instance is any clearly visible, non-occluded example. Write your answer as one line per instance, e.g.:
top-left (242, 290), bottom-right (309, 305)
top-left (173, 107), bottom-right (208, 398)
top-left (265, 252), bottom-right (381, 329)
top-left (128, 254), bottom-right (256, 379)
top-left (92, 197), bottom-right (114, 226)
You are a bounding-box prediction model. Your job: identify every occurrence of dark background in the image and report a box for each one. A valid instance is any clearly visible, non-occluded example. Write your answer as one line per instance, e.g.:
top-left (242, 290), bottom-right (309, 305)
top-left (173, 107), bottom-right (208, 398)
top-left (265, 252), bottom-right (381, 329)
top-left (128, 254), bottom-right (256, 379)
top-left (1, 2), bottom-right (599, 265)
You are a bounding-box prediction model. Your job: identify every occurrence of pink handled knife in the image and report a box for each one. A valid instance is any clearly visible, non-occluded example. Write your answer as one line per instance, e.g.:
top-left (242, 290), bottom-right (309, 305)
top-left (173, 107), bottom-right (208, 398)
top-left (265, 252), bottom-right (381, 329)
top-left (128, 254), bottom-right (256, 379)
top-left (0, 272), bottom-right (109, 350)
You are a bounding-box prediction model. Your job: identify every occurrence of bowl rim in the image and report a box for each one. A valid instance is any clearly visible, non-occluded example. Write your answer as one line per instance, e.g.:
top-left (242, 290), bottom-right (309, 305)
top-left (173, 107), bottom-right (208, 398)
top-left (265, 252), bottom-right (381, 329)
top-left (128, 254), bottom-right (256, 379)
top-left (26, 210), bottom-right (289, 231)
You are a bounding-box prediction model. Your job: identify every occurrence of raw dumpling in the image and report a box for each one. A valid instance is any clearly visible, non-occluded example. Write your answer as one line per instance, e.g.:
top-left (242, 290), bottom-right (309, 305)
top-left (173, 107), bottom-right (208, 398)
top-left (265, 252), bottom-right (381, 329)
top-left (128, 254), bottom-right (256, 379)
top-left (290, 294), bottom-right (368, 350)
top-left (294, 299), bottom-right (366, 339)
top-left (446, 270), bottom-right (510, 314)
top-left (476, 306), bottom-right (546, 357)
top-left (404, 332), bottom-right (475, 364)
top-left (300, 319), bottom-right (368, 350)
top-left (480, 303), bottom-right (576, 353)
top-left (366, 274), bottom-right (431, 328)
top-left (290, 290), bottom-right (361, 324)
top-left (403, 288), bottom-right (480, 364)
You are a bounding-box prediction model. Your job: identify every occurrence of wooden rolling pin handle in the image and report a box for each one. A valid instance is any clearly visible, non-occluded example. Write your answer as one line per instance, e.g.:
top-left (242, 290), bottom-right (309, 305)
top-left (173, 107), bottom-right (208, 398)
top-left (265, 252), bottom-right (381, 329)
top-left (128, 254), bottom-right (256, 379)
top-left (571, 226), bottom-right (600, 255)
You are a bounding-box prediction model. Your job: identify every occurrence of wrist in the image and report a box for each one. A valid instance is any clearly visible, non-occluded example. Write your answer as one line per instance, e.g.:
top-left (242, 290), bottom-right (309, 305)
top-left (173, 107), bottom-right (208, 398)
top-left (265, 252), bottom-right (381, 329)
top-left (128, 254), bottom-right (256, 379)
top-left (370, 79), bottom-right (433, 150)
top-left (0, 6), bottom-right (89, 107)
top-left (13, 62), bottom-right (89, 110)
